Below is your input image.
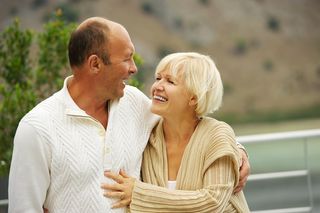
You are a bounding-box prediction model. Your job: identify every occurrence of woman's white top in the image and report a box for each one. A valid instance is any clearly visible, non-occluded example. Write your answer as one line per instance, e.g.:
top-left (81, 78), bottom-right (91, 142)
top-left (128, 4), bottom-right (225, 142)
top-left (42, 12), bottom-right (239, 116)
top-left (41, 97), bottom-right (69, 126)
top-left (167, 180), bottom-right (177, 190)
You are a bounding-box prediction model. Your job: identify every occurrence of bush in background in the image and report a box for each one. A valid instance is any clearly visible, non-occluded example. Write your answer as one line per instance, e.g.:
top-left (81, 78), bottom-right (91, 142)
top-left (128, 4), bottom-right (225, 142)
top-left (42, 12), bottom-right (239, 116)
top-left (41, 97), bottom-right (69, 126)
top-left (0, 19), bottom-right (37, 176)
top-left (0, 12), bottom-right (75, 176)
top-left (267, 16), bottom-right (280, 32)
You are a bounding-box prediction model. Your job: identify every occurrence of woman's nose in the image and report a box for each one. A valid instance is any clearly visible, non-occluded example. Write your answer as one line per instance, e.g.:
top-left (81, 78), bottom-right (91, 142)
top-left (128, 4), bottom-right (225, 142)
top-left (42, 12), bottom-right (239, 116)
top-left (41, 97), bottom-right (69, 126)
top-left (155, 81), bottom-right (164, 90)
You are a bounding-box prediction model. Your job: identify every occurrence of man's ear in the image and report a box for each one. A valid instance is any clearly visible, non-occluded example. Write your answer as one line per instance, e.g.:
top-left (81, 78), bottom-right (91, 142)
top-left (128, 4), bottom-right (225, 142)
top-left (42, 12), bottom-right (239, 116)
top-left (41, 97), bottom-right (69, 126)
top-left (88, 54), bottom-right (101, 74)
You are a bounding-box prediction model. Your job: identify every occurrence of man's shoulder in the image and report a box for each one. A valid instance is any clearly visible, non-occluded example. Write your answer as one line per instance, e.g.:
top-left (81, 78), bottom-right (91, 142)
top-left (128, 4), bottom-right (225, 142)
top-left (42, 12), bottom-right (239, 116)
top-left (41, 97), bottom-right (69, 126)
top-left (124, 85), bottom-right (145, 96)
top-left (22, 91), bottom-right (62, 123)
top-left (123, 85), bottom-right (149, 103)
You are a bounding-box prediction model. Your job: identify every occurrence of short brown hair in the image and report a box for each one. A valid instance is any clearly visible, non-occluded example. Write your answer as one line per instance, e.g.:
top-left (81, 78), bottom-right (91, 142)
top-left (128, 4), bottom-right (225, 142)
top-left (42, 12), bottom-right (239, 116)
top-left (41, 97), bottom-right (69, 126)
top-left (68, 21), bottom-right (110, 67)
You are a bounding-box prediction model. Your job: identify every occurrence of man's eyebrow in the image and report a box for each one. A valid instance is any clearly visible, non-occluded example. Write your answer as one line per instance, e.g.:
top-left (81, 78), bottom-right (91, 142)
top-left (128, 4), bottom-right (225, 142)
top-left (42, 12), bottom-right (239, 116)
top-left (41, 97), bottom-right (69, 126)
top-left (125, 51), bottom-right (134, 58)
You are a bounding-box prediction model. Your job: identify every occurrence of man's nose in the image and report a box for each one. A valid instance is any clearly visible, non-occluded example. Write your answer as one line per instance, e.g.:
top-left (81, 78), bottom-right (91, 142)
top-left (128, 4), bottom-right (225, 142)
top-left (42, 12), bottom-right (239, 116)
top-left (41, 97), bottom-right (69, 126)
top-left (129, 59), bottom-right (137, 75)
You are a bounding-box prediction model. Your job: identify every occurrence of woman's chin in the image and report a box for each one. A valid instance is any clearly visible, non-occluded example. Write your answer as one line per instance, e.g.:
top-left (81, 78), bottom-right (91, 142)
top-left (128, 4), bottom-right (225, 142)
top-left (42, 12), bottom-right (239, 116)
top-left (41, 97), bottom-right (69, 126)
top-left (150, 107), bottom-right (163, 116)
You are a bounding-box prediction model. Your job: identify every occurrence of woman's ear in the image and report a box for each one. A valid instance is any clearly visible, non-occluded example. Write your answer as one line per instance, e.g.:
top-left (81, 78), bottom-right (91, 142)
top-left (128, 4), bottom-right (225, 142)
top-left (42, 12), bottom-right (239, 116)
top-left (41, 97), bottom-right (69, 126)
top-left (88, 54), bottom-right (101, 74)
top-left (189, 95), bottom-right (197, 106)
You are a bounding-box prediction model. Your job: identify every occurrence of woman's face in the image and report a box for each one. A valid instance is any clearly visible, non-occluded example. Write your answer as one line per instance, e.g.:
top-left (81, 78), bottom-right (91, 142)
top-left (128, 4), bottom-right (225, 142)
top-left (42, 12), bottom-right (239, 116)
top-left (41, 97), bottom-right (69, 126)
top-left (150, 68), bottom-right (194, 118)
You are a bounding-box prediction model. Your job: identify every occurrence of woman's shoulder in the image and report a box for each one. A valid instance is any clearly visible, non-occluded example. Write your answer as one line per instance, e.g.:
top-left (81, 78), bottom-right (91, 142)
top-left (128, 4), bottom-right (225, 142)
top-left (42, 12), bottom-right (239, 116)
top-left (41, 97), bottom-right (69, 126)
top-left (200, 117), bottom-right (234, 136)
top-left (196, 117), bottom-right (236, 150)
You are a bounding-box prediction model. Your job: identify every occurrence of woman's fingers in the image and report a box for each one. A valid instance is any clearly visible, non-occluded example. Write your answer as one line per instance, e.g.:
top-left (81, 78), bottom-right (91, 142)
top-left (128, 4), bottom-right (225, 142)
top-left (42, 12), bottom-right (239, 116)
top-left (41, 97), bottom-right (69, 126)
top-left (104, 191), bottom-right (125, 199)
top-left (104, 171), bottom-right (124, 184)
top-left (112, 198), bottom-right (131, 208)
top-left (102, 169), bottom-right (135, 209)
top-left (101, 183), bottom-right (122, 191)
top-left (119, 169), bottom-right (129, 178)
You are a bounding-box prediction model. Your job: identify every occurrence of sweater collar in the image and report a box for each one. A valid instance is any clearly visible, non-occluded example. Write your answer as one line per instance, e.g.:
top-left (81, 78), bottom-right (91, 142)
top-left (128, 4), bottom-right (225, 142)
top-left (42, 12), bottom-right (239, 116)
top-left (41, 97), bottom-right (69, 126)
top-left (60, 76), bottom-right (90, 117)
top-left (59, 76), bottom-right (120, 119)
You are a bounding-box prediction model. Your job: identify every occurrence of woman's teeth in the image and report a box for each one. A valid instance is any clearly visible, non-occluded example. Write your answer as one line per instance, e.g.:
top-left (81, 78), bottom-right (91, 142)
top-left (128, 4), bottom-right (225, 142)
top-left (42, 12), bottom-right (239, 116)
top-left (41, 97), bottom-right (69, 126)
top-left (153, 95), bottom-right (167, 102)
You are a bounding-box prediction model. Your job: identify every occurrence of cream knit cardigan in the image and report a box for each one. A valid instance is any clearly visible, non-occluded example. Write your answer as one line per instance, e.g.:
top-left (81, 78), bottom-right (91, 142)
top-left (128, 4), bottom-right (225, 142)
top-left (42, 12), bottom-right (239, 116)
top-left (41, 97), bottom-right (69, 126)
top-left (130, 117), bottom-right (250, 213)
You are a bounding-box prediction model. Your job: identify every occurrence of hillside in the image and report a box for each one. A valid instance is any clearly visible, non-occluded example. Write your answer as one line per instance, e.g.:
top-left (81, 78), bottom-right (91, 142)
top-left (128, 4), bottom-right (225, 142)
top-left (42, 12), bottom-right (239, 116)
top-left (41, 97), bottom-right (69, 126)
top-left (1, 0), bottom-right (320, 122)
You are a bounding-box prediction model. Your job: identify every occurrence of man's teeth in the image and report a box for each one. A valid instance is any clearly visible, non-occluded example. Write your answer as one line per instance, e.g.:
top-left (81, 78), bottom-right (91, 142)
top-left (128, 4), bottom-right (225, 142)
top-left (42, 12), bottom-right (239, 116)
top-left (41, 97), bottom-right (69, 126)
top-left (154, 95), bottom-right (167, 102)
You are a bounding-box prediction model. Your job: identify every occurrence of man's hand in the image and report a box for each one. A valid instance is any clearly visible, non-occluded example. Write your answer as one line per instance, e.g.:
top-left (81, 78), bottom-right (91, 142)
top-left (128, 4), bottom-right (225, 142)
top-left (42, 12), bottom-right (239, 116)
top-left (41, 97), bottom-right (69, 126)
top-left (234, 148), bottom-right (250, 193)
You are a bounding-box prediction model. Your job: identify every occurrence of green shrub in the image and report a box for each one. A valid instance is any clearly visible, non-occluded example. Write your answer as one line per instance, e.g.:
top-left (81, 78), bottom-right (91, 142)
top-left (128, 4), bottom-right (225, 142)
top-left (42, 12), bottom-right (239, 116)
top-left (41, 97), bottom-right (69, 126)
top-left (141, 2), bottom-right (154, 15)
top-left (199, 0), bottom-right (210, 6)
top-left (157, 45), bottom-right (175, 59)
top-left (32, 0), bottom-right (48, 9)
top-left (0, 14), bottom-right (75, 176)
top-left (234, 38), bottom-right (247, 55)
top-left (43, 5), bottom-right (79, 23)
top-left (263, 59), bottom-right (274, 71)
top-left (267, 16), bottom-right (280, 32)
top-left (36, 13), bottom-right (76, 98)
top-left (0, 19), bottom-right (36, 176)
top-left (173, 17), bottom-right (183, 29)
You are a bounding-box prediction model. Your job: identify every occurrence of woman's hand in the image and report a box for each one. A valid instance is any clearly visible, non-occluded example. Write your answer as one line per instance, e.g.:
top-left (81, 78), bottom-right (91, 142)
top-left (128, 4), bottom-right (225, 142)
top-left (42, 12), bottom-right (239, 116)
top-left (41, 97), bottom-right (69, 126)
top-left (234, 149), bottom-right (250, 193)
top-left (101, 169), bottom-right (136, 208)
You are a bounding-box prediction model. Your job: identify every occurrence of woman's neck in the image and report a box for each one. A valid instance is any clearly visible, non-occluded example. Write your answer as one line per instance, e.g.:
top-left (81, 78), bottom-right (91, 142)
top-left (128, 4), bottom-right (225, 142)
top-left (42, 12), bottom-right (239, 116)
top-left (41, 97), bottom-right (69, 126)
top-left (162, 116), bottom-right (200, 145)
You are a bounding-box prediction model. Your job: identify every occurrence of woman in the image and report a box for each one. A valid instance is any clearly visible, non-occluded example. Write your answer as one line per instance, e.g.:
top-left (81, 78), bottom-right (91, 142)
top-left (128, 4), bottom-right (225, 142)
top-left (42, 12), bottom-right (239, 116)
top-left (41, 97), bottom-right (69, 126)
top-left (102, 52), bottom-right (250, 212)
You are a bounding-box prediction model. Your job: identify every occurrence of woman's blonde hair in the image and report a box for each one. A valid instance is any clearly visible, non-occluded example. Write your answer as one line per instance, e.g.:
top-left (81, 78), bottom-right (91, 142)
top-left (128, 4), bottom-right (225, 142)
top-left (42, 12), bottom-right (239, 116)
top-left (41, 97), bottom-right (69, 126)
top-left (155, 52), bottom-right (223, 117)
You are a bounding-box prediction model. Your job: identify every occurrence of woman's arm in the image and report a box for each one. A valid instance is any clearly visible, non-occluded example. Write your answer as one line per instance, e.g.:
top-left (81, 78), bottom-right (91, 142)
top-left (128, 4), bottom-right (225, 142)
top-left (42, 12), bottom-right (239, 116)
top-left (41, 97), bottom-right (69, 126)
top-left (102, 155), bottom-right (237, 213)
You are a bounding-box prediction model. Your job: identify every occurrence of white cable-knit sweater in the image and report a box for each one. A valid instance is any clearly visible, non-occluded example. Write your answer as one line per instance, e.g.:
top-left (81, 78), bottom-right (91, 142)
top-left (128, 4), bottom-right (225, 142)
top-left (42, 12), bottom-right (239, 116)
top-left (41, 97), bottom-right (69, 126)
top-left (8, 76), bottom-right (159, 213)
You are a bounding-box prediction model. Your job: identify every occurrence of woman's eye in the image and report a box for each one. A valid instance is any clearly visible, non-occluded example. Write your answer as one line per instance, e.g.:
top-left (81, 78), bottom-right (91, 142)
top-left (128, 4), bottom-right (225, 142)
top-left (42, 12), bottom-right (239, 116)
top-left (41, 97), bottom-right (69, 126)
top-left (155, 77), bottom-right (161, 81)
top-left (168, 80), bottom-right (175, 84)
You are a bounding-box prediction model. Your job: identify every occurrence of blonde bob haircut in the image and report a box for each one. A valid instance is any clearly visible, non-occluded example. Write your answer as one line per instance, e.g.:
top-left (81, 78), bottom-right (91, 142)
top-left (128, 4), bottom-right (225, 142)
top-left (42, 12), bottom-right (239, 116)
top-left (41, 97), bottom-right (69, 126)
top-left (155, 52), bottom-right (223, 117)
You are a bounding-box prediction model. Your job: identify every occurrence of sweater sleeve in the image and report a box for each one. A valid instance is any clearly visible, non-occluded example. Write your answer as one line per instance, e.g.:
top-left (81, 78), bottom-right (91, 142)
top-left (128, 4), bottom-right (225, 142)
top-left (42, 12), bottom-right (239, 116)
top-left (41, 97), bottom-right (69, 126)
top-left (130, 156), bottom-right (236, 213)
top-left (8, 120), bottom-right (51, 213)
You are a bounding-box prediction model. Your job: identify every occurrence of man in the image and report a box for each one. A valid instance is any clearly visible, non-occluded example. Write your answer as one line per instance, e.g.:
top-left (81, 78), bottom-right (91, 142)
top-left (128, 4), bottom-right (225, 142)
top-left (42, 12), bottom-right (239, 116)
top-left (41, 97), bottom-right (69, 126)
top-left (8, 17), bottom-right (249, 213)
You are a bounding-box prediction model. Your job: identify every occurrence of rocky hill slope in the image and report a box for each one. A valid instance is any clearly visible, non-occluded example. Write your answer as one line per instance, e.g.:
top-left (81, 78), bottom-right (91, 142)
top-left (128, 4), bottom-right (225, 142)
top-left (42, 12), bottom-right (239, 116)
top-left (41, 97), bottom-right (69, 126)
top-left (1, 0), bottom-right (320, 122)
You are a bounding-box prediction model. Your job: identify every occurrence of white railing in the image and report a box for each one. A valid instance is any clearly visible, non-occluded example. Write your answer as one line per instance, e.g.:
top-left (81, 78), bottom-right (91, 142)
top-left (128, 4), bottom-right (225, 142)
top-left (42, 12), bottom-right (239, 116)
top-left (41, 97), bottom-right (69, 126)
top-left (237, 129), bottom-right (320, 144)
top-left (0, 200), bottom-right (7, 206)
top-left (237, 128), bottom-right (320, 213)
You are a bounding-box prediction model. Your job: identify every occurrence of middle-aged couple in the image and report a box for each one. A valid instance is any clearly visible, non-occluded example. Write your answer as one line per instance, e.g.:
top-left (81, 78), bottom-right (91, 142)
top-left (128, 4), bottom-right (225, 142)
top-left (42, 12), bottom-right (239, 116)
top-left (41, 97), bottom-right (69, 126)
top-left (9, 17), bottom-right (251, 212)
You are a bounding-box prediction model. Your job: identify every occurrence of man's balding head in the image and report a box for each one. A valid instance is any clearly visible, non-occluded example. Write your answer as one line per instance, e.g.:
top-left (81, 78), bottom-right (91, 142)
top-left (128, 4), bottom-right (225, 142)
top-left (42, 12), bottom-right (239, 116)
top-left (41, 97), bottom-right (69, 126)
top-left (68, 17), bottom-right (126, 67)
top-left (76, 17), bottom-right (120, 31)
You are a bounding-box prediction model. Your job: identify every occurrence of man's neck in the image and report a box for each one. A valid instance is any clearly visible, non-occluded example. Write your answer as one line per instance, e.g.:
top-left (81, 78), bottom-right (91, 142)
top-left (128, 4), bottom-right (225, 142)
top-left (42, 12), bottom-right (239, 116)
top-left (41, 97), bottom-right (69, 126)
top-left (67, 76), bottom-right (109, 129)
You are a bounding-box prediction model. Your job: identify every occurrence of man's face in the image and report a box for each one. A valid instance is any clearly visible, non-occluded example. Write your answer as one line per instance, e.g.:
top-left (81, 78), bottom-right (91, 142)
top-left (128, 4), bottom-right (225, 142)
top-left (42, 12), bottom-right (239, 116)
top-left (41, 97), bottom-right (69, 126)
top-left (99, 29), bottom-right (137, 100)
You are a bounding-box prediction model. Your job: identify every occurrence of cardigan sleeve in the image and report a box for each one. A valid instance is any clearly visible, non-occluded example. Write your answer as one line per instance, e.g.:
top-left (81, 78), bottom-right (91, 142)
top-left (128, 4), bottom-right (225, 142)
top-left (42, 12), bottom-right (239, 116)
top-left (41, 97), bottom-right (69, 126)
top-left (130, 156), bottom-right (237, 213)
